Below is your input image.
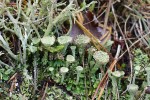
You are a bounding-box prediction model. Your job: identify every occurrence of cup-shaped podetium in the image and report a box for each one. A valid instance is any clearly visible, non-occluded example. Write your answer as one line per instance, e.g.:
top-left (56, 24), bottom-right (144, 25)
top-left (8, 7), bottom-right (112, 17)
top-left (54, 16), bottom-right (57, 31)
top-left (109, 70), bottom-right (125, 100)
top-left (93, 51), bottom-right (109, 64)
top-left (49, 67), bottom-right (54, 75)
top-left (111, 71), bottom-right (125, 78)
top-left (92, 51), bottom-right (109, 74)
top-left (58, 36), bottom-right (72, 45)
top-left (41, 36), bottom-right (55, 46)
top-left (76, 66), bottom-right (83, 84)
top-left (127, 84), bottom-right (139, 94)
top-left (132, 65), bottom-right (141, 84)
top-left (74, 34), bottom-right (90, 46)
top-left (127, 84), bottom-right (139, 100)
top-left (104, 40), bottom-right (114, 51)
top-left (75, 34), bottom-right (90, 57)
top-left (87, 46), bottom-right (97, 62)
top-left (58, 36), bottom-right (72, 54)
top-left (134, 65), bottom-right (141, 74)
top-left (66, 55), bottom-right (75, 67)
top-left (60, 67), bottom-right (69, 83)
top-left (70, 46), bottom-right (76, 58)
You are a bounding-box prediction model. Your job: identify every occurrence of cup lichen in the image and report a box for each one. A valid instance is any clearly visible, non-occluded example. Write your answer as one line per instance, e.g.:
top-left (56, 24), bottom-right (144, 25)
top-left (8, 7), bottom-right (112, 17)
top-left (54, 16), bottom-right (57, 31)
top-left (92, 51), bottom-right (109, 74)
top-left (41, 36), bottom-right (55, 46)
top-left (76, 66), bottom-right (83, 84)
top-left (58, 36), bottom-right (72, 45)
top-left (66, 55), bottom-right (75, 67)
top-left (60, 67), bottom-right (69, 83)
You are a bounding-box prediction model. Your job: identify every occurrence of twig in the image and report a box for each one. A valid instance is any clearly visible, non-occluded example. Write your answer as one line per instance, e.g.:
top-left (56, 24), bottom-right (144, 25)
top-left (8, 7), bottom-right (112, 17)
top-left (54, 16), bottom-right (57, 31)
top-left (112, 5), bottom-right (133, 84)
top-left (9, 77), bottom-right (17, 97)
top-left (92, 37), bottom-right (122, 100)
top-left (75, 19), bottom-right (108, 52)
top-left (7, 73), bottom-right (17, 83)
top-left (119, 32), bottom-right (150, 59)
top-left (41, 82), bottom-right (48, 100)
top-left (103, 0), bottom-right (112, 34)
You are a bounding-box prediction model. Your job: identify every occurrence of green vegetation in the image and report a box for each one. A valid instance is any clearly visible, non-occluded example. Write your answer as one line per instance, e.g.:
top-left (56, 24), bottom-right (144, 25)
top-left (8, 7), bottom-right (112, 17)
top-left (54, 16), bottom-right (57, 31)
top-left (0, 0), bottom-right (150, 100)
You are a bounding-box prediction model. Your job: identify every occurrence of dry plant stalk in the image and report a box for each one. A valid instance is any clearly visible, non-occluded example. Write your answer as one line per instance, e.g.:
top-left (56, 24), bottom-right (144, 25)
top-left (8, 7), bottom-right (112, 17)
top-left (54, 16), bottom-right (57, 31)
top-left (75, 13), bottom-right (111, 52)
top-left (92, 37), bottom-right (121, 100)
top-left (41, 82), bottom-right (48, 100)
top-left (103, 0), bottom-right (112, 34)
top-left (75, 12), bottom-right (115, 100)
top-left (7, 73), bottom-right (18, 83)
top-left (92, 59), bottom-right (118, 100)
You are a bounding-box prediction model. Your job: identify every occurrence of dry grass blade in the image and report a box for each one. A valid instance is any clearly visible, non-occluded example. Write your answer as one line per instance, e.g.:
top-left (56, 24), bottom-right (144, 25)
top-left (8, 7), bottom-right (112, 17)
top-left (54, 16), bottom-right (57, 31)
top-left (75, 13), bottom-right (110, 52)
top-left (41, 82), bottom-right (48, 100)
top-left (75, 12), bottom-right (115, 99)
top-left (92, 36), bottom-right (121, 99)
top-left (100, 27), bottom-right (112, 45)
top-left (7, 73), bottom-right (17, 83)
top-left (92, 59), bottom-right (118, 100)
top-left (103, 0), bottom-right (112, 34)
top-left (119, 32), bottom-right (150, 59)
top-left (9, 77), bottom-right (17, 96)
top-left (75, 19), bottom-right (107, 52)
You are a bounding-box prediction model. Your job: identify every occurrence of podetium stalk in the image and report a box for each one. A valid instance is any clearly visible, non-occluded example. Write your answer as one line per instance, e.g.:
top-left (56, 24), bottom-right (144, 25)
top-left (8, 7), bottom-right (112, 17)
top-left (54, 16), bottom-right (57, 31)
top-left (76, 66), bottom-right (83, 84)
top-left (60, 67), bottom-right (69, 84)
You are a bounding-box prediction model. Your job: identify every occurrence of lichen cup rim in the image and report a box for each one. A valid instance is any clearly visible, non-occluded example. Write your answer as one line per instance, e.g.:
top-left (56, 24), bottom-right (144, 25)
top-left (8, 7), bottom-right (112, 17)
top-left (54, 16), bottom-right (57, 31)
top-left (93, 50), bottom-right (109, 64)
top-left (60, 67), bottom-right (69, 73)
top-left (76, 66), bottom-right (83, 72)
top-left (58, 35), bottom-right (72, 44)
top-left (66, 55), bottom-right (75, 63)
top-left (111, 71), bottom-right (125, 78)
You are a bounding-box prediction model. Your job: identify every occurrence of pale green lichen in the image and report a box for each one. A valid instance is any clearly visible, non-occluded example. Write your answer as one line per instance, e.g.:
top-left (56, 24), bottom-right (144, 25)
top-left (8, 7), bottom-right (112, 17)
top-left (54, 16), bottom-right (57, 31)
top-left (109, 70), bottom-right (125, 100)
top-left (70, 46), bottom-right (76, 58)
top-left (93, 51), bottom-right (109, 64)
top-left (127, 84), bottom-right (139, 100)
top-left (60, 67), bottom-right (69, 83)
top-left (87, 46), bottom-right (97, 55)
top-left (87, 46), bottom-right (97, 62)
top-left (32, 37), bottom-right (40, 45)
top-left (91, 51), bottom-right (109, 75)
top-left (76, 66), bottom-right (83, 84)
top-left (66, 55), bottom-right (75, 67)
top-left (111, 71), bottom-right (125, 78)
top-left (41, 36), bottom-right (55, 46)
top-left (66, 55), bottom-right (75, 63)
top-left (49, 67), bottom-right (54, 72)
top-left (58, 36), bottom-right (72, 44)
top-left (145, 67), bottom-right (150, 85)
top-left (75, 34), bottom-right (90, 46)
